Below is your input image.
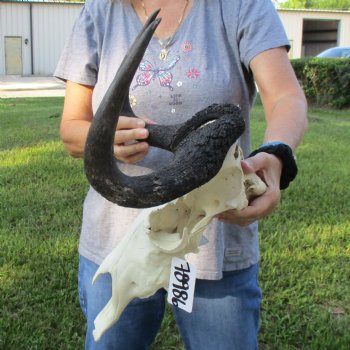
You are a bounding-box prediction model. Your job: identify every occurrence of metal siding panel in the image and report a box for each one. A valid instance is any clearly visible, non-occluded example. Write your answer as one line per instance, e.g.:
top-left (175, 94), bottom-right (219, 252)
top-left (339, 16), bottom-right (350, 46)
top-left (0, 5), bottom-right (4, 73)
top-left (0, 3), bottom-right (31, 74)
top-left (31, 3), bottom-right (82, 75)
top-left (33, 4), bottom-right (48, 75)
top-left (32, 5), bottom-right (43, 74)
top-left (32, 4), bottom-right (48, 75)
top-left (278, 12), bottom-right (303, 58)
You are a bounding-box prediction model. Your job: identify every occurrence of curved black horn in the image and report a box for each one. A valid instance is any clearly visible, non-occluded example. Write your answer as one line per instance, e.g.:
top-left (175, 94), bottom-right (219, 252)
top-left (84, 12), bottom-right (245, 208)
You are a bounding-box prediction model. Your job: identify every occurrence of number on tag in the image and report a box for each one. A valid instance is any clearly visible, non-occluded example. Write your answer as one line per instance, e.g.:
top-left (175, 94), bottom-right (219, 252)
top-left (167, 257), bottom-right (196, 313)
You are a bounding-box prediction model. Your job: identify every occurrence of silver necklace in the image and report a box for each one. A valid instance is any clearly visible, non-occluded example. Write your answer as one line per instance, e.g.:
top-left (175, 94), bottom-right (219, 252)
top-left (140, 0), bottom-right (189, 60)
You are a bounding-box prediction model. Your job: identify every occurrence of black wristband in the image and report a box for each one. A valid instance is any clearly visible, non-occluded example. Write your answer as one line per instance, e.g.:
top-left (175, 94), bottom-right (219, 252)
top-left (249, 142), bottom-right (298, 190)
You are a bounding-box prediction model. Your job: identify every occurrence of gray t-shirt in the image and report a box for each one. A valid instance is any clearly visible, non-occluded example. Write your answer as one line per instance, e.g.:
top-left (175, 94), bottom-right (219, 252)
top-left (55, 0), bottom-right (289, 279)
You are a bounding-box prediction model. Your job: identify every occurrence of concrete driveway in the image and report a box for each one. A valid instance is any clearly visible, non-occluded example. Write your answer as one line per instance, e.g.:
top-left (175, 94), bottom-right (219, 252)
top-left (0, 75), bottom-right (66, 98)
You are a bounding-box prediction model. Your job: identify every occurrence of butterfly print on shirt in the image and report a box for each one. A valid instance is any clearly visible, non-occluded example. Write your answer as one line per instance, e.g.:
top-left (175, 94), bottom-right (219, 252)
top-left (132, 55), bottom-right (180, 91)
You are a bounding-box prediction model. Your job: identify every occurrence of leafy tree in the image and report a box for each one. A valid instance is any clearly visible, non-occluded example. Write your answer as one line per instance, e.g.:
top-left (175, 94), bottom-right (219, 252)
top-left (279, 0), bottom-right (350, 10)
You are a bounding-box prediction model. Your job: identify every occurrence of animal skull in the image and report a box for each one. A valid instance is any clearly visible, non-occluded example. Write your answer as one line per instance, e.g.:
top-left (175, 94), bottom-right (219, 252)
top-left (92, 143), bottom-right (267, 341)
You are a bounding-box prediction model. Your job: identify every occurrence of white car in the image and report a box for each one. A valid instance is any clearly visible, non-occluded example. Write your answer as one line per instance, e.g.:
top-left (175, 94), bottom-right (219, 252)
top-left (316, 46), bottom-right (350, 58)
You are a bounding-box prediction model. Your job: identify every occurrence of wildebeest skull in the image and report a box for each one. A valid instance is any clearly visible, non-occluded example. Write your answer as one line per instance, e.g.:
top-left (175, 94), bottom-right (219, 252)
top-left (92, 143), bottom-right (266, 341)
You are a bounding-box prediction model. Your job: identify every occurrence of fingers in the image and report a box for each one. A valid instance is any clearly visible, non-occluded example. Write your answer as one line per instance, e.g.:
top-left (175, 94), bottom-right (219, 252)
top-left (114, 143), bottom-right (149, 164)
top-left (216, 209), bottom-right (257, 227)
top-left (217, 152), bottom-right (283, 226)
top-left (116, 116), bottom-right (146, 130)
top-left (242, 152), bottom-right (282, 184)
top-left (115, 127), bottom-right (149, 144)
top-left (216, 186), bottom-right (280, 226)
top-left (114, 116), bottom-right (150, 163)
top-left (240, 158), bottom-right (255, 174)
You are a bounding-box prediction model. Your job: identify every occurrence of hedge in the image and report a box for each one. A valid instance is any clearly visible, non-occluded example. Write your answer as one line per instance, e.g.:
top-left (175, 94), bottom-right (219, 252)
top-left (291, 58), bottom-right (350, 109)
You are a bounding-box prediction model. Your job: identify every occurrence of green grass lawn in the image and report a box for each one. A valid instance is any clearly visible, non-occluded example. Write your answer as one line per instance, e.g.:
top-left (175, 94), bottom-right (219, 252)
top-left (0, 97), bottom-right (349, 349)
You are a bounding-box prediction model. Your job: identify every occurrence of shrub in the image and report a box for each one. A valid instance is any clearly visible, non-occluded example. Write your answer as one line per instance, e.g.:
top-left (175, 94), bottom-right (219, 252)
top-left (291, 58), bottom-right (350, 109)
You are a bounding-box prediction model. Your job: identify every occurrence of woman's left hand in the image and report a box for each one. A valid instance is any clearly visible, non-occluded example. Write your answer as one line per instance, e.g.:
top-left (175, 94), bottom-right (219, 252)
top-left (216, 152), bottom-right (282, 226)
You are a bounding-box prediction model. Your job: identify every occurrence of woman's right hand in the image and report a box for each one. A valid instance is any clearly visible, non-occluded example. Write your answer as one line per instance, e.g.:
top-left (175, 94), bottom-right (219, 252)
top-left (60, 81), bottom-right (150, 163)
top-left (114, 116), bottom-right (150, 164)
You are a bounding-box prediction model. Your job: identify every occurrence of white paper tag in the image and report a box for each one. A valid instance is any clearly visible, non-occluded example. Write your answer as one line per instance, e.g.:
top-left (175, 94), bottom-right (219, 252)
top-left (167, 257), bottom-right (196, 313)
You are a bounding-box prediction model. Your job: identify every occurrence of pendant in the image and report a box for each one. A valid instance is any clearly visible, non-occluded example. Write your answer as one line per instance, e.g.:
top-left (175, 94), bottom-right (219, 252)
top-left (159, 49), bottom-right (168, 61)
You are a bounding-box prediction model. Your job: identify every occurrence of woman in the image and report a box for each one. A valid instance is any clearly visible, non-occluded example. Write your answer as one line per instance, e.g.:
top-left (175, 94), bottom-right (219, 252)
top-left (55, 0), bottom-right (308, 349)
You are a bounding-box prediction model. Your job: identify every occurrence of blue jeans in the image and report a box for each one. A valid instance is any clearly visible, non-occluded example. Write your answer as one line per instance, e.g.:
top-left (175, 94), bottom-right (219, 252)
top-left (78, 255), bottom-right (261, 350)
